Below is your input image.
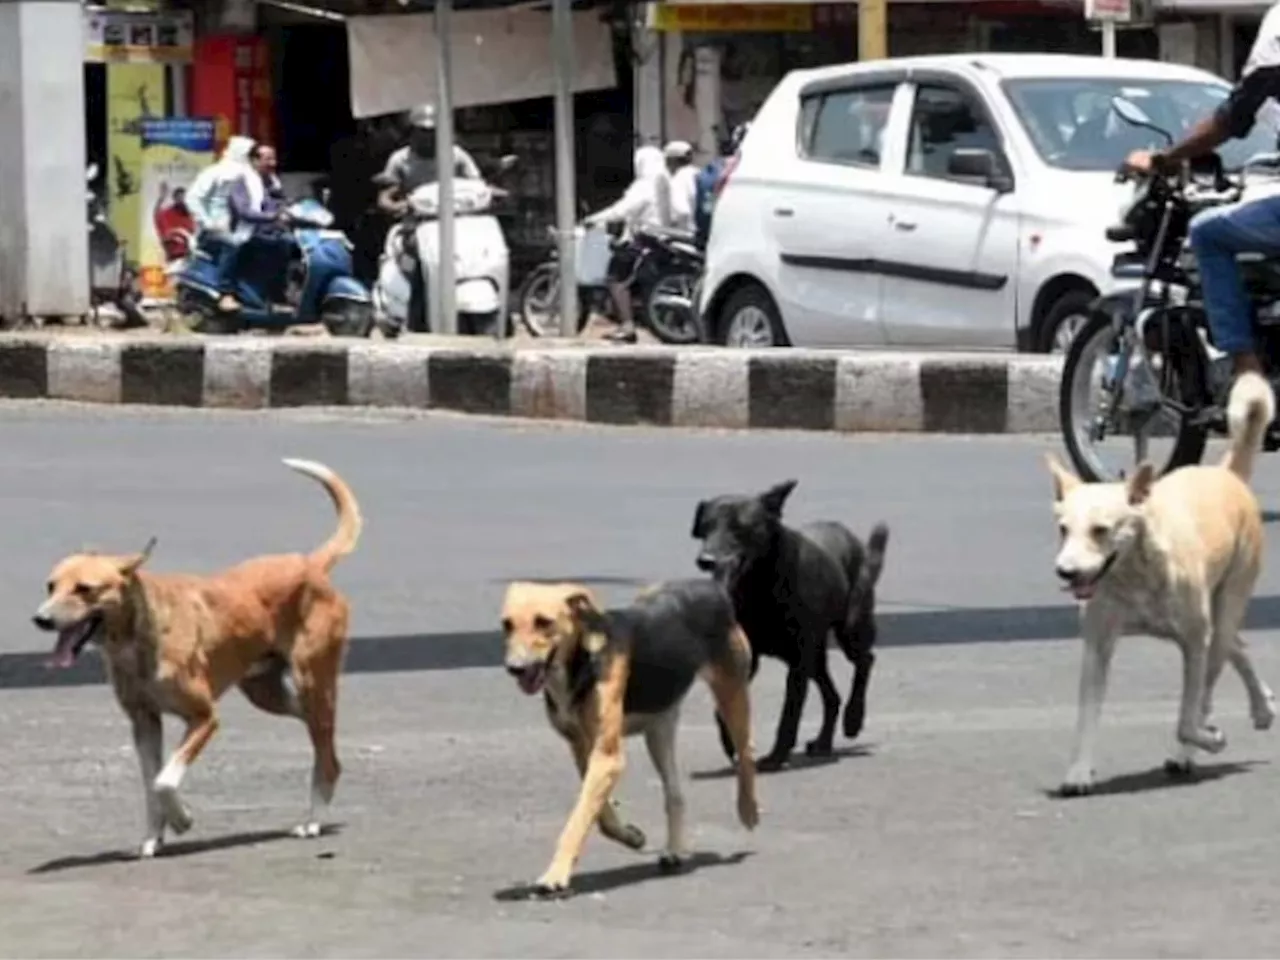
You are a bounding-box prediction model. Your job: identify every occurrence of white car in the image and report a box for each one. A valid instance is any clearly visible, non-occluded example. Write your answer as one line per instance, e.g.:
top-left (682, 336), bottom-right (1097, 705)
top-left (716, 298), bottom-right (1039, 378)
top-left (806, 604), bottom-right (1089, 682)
top-left (699, 53), bottom-right (1279, 352)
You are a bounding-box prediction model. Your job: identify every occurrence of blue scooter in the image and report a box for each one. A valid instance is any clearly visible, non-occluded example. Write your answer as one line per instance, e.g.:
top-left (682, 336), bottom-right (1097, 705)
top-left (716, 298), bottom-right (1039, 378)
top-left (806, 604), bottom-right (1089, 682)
top-left (171, 197), bottom-right (375, 337)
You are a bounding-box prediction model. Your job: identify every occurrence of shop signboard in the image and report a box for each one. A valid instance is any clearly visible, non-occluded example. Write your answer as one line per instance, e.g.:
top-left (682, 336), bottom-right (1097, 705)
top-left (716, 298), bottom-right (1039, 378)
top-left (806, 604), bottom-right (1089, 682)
top-left (649, 3), bottom-right (814, 31)
top-left (84, 6), bottom-right (194, 64)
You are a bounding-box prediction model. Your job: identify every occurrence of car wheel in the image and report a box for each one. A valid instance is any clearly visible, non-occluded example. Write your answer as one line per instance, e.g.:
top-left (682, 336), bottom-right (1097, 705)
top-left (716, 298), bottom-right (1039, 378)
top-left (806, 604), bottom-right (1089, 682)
top-left (1037, 288), bottom-right (1097, 354)
top-left (718, 284), bottom-right (786, 348)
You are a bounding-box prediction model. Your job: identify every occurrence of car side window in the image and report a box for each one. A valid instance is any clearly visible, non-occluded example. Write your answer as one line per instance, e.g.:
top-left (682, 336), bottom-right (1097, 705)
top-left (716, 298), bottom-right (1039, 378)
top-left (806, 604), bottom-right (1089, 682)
top-left (906, 84), bottom-right (1006, 182)
top-left (802, 84), bottom-right (897, 169)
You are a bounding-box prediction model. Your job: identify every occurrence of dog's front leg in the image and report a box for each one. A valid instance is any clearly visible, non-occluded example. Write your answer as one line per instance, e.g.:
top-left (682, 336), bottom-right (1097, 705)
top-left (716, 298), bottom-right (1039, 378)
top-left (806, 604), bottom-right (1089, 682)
top-left (1060, 624), bottom-right (1118, 797)
top-left (131, 711), bottom-right (165, 858)
top-left (154, 710), bottom-right (220, 836)
top-left (760, 633), bottom-right (816, 771)
top-left (534, 659), bottom-right (628, 897)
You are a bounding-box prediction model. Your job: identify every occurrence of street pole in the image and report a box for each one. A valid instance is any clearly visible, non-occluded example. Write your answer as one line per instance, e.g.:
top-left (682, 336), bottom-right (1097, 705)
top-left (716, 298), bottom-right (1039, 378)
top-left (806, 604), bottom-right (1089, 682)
top-left (552, 0), bottom-right (577, 338)
top-left (859, 0), bottom-right (887, 61)
top-left (435, 0), bottom-right (458, 336)
top-left (1101, 19), bottom-right (1117, 57)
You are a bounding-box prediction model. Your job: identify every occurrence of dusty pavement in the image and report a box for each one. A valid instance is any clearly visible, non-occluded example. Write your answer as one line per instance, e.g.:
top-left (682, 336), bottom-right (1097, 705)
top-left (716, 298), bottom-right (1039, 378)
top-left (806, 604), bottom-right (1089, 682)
top-left (0, 404), bottom-right (1278, 957)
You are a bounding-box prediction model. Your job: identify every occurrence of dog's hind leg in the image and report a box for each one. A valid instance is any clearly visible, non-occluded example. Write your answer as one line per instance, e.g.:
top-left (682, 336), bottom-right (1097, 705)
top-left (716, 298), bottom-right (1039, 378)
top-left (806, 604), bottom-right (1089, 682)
top-left (131, 710), bottom-right (166, 858)
top-left (716, 649), bottom-right (759, 762)
top-left (805, 642), bottom-right (840, 758)
top-left (838, 608), bottom-right (876, 741)
top-left (239, 656), bottom-right (303, 719)
top-left (644, 707), bottom-right (688, 872)
top-left (1229, 642), bottom-right (1276, 731)
top-left (290, 619), bottom-right (347, 840)
top-left (701, 632), bottom-right (760, 833)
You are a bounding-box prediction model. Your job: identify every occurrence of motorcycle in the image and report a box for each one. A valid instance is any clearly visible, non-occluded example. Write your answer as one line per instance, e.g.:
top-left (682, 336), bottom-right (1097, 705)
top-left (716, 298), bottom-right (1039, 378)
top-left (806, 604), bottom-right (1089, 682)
top-left (518, 222), bottom-right (704, 344)
top-left (86, 163), bottom-right (147, 330)
top-left (171, 196), bottom-right (374, 337)
top-left (372, 156), bottom-right (517, 338)
top-left (1058, 94), bottom-right (1280, 483)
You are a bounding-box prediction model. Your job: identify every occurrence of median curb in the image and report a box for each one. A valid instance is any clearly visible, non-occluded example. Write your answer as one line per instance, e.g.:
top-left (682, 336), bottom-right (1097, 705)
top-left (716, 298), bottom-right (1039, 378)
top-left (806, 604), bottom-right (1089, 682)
top-left (0, 335), bottom-right (1065, 434)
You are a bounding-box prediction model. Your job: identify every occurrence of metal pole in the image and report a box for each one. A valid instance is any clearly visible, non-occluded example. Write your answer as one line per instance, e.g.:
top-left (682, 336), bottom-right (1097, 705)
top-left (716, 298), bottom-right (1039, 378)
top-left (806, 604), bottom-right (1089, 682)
top-left (552, 0), bottom-right (577, 338)
top-left (435, 0), bottom-right (458, 336)
top-left (1101, 19), bottom-right (1117, 58)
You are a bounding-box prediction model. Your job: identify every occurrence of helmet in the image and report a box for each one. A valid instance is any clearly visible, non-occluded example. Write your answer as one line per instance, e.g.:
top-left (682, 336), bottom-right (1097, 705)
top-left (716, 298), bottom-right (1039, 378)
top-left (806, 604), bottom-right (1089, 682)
top-left (408, 104), bottom-right (437, 130)
top-left (663, 140), bottom-right (694, 161)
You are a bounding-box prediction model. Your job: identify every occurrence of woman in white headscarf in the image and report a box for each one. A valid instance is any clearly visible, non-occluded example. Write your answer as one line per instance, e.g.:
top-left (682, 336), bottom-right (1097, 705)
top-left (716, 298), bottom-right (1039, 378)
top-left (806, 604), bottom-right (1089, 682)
top-left (584, 144), bottom-right (674, 342)
top-left (184, 135), bottom-right (256, 311)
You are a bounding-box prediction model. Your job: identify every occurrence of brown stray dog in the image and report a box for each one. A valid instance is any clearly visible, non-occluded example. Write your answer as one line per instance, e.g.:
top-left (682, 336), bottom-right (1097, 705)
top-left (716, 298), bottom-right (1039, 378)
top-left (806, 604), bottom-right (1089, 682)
top-left (33, 458), bottom-right (362, 858)
top-left (501, 579), bottom-right (760, 897)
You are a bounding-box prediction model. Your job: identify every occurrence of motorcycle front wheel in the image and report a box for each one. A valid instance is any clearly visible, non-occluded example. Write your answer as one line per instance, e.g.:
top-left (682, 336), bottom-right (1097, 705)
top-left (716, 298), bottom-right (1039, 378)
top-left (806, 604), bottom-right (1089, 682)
top-left (518, 262), bottom-right (587, 337)
top-left (1059, 308), bottom-right (1207, 483)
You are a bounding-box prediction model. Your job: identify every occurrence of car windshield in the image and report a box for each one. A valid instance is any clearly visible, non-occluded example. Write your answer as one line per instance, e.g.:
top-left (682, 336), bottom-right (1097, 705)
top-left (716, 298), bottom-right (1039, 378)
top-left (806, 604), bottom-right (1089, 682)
top-left (1003, 77), bottom-right (1278, 172)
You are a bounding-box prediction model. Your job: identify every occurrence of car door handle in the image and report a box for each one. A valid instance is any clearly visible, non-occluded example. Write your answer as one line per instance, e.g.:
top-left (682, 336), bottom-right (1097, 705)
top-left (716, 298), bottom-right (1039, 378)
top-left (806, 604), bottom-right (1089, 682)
top-left (773, 207), bottom-right (794, 218)
top-left (893, 220), bottom-right (917, 232)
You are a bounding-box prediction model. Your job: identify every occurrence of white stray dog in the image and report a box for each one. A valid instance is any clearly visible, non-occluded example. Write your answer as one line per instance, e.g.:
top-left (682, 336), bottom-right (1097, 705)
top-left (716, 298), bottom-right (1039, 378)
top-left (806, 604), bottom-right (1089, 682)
top-left (1048, 371), bottom-right (1278, 796)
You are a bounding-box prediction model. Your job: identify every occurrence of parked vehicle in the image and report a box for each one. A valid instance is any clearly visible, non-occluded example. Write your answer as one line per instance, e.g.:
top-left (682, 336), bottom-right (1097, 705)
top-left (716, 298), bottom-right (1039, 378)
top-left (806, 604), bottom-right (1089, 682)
top-left (86, 163), bottom-right (146, 330)
top-left (519, 223), bottom-right (704, 344)
top-left (372, 157), bottom-right (517, 338)
top-left (1059, 95), bottom-right (1280, 484)
top-left (171, 196), bottom-right (374, 337)
top-left (700, 53), bottom-right (1278, 352)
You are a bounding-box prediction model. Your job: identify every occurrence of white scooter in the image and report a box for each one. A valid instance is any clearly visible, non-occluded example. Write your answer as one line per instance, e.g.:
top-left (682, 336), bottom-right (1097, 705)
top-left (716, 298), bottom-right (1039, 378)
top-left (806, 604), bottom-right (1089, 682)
top-left (373, 156), bottom-right (517, 338)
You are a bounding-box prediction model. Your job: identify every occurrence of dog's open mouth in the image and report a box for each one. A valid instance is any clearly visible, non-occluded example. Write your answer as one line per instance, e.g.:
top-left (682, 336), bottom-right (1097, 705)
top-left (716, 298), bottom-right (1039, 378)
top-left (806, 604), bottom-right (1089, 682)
top-left (513, 661), bottom-right (548, 696)
top-left (1064, 554), bottom-right (1117, 602)
top-left (48, 615), bottom-right (103, 669)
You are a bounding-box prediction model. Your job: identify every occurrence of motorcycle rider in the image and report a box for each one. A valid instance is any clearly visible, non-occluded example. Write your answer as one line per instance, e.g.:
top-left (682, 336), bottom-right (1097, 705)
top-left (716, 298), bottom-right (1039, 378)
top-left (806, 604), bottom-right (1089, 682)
top-left (226, 143), bottom-right (292, 305)
top-left (1126, 1), bottom-right (1280, 395)
top-left (583, 144), bottom-right (673, 343)
top-left (186, 135), bottom-right (256, 313)
top-left (376, 104), bottom-right (483, 217)
top-left (664, 140), bottom-right (698, 233)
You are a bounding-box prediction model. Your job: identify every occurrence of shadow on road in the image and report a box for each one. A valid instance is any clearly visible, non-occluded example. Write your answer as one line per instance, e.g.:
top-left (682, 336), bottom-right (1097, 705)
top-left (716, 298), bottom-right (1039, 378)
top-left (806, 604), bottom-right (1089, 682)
top-left (492, 850), bottom-right (754, 902)
top-left (27, 824), bottom-right (343, 875)
top-left (1042, 760), bottom-right (1264, 801)
top-left (9, 594), bottom-right (1280, 690)
top-left (690, 743), bottom-right (875, 781)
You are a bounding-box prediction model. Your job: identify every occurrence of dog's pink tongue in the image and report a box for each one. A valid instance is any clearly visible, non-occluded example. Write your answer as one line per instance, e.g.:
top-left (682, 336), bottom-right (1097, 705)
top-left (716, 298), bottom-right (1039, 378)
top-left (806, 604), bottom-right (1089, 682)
top-left (46, 635), bottom-right (76, 669)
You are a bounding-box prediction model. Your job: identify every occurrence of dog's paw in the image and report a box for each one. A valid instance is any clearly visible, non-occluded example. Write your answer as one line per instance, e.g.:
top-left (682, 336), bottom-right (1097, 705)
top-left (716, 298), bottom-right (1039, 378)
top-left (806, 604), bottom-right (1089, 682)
top-left (1163, 757), bottom-right (1196, 779)
top-left (657, 853), bottom-right (685, 875)
top-left (757, 752), bottom-right (790, 773)
top-left (155, 787), bottom-right (194, 835)
top-left (614, 822), bottom-right (646, 851)
top-left (1254, 691), bottom-right (1277, 731)
top-left (1058, 764), bottom-right (1095, 797)
top-left (804, 738), bottom-right (834, 758)
top-left (842, 704), bottom-right (866, 740)
top-left (738, 792), bottom-right (760, 830)
top-left (138, 838), bottom-right (163, 859)
top-left (1181, 723), bottom-right (1227, 754)
top-left (529, 871), bottom-right (572, 899)
top-left (291, 821), bottom-right (322, 839)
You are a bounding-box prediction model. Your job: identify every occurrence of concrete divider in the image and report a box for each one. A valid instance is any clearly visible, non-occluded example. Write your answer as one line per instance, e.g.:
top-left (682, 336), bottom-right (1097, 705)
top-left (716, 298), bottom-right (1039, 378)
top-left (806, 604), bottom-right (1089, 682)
top-left (0, 335), bottom-right (1066, 434)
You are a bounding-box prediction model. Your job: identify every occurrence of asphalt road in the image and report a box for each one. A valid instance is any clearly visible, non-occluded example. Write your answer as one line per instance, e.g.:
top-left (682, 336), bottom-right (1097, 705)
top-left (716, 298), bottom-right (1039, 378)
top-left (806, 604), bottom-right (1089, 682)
top-left (3, 403), bottom-right (1280, 957)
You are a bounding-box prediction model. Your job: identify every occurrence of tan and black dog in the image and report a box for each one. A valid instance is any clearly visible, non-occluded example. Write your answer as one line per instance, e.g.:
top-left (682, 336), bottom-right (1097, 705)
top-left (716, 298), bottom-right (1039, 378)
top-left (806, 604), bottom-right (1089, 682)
top-left (501, 578), bottom-right (760, 896)
top-left (33, 458), bottom-right (362, 858)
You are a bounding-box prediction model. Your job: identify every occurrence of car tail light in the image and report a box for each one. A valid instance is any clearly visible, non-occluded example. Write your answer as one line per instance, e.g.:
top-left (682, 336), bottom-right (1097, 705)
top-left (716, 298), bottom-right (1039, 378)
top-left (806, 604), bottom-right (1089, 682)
top-left (713, 152), bottom-right (741, 198)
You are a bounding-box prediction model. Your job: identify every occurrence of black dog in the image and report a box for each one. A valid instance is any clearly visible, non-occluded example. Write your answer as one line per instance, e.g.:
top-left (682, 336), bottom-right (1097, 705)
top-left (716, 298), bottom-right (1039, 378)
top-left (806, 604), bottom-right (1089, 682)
top-left (690, 479), bottom-right (889, 771)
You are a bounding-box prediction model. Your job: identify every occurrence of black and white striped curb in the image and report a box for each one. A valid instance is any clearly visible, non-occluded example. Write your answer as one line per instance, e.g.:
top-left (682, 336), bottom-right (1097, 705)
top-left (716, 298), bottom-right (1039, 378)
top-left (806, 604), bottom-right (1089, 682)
top-left (0, 336), bottom-right (1064, 433)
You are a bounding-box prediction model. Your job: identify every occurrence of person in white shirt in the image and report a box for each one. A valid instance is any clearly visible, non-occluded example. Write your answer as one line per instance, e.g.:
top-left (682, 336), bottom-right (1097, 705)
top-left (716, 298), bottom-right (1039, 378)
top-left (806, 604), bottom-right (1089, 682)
top-left (584, 144), bottom-right (673, 342)
top-left (664, 141), bottom-right (698, 233)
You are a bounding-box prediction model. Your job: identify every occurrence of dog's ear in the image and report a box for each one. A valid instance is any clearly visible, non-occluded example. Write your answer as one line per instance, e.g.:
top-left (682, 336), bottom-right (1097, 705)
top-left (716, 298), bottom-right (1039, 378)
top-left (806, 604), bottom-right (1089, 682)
top-left (760, 479), bottom-right (798, 517)
top-left (564, 590), bottom-right (608, 654)
top-left (118, 536), bottom-right (157, 577)
top-left (1126, 462), bottom-right (1156, 506)
top-left (1044, 453), bottom-right (1081, 502)
top-left (691, 500), bottom-right (709, 539)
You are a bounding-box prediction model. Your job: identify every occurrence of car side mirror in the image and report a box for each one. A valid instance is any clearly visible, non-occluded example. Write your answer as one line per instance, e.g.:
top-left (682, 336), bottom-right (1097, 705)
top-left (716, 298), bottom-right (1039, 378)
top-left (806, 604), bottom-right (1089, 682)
top-left (947, 147), bottom-right (1013, 193)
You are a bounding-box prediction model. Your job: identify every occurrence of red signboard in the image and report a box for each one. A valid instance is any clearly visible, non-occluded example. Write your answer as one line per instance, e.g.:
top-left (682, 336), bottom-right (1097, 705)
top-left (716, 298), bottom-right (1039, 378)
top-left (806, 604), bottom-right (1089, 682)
top-left (191, 34), bottom-right (274, 155)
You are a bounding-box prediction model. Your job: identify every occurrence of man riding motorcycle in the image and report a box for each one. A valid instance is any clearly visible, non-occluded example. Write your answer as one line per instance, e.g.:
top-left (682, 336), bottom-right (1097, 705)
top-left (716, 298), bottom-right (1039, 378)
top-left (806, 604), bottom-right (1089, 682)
top-left (186, 135), bottom-right (256, 312)
top-left (1126, 0), bottom-right (1280, 396)
top-left (375, 104), bottom-right (483, 327)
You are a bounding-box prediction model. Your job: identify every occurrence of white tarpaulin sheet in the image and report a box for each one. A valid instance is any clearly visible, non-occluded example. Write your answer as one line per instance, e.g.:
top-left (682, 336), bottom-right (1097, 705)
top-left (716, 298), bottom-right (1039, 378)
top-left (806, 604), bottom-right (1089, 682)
top-left (347, 9), bottom-right (616, 119)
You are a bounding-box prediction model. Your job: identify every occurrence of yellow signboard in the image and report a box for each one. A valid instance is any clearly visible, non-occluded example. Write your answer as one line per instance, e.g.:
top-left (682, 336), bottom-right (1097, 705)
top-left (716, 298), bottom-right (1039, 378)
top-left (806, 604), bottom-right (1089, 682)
top-left (106, 63), bottom-right (168, 264)
top-left (650, 3), bottom-right (814, 32)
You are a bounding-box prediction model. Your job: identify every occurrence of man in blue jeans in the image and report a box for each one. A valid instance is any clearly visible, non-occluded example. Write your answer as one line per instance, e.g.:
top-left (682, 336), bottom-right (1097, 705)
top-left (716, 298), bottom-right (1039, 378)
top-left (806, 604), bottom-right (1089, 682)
top-left (1127, 1), bottom-right (1280, 395)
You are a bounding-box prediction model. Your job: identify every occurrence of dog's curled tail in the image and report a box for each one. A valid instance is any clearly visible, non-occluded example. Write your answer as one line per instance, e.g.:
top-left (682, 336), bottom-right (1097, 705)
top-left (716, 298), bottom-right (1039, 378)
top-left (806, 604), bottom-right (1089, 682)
top-left (283, 458), bottom-right (364, 572)
top-left (1221, 372), bottom-right (1276, 483)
